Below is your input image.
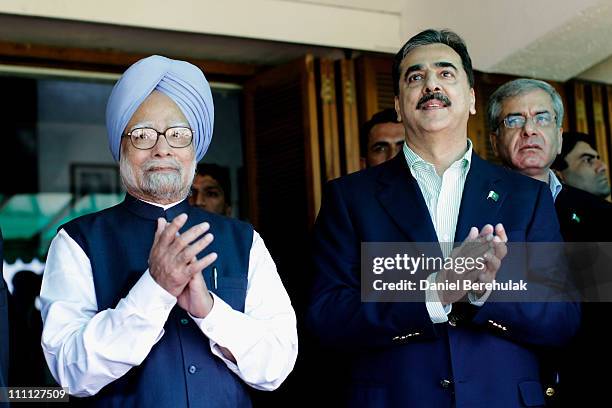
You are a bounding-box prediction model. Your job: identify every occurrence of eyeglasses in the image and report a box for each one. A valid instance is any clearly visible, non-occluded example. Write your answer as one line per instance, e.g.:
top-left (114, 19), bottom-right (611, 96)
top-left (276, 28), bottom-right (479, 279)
top-left (499, 112), bottom-right (555, 130)
top-left (125, 127), bottom-right (193, 150)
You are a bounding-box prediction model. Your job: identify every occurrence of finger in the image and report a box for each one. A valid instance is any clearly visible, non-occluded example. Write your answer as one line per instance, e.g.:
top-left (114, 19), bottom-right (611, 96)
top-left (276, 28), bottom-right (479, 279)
top-left (493, 240), bottom-right (508, 261)
top-left (480, 258), bottom-right (500, 282)
top-left (180, 222), bottom-right (212, 246)
top-left (462, 265), bottom-right (484, 282)
top-left (178, 233), bottom-right (214, 264)
top-left (152, 218), bottom-right (167, 245)
top-left (188, 252), bottom-right (218, 276)
top-left (464, 227), bottom-right (479, 242)
top-left (478, 269), bottom-right (494, 284)
top-left (479, 224), bottom-right (494, 240)
top-left (171, 222), bottom-right (211, 255)
top-left (460, 238), bottom-right (491, 260)
top-left (158, 213), bottom-right (188, 248)
top-left (458, 227), bottom-right (488, 258)
top-left (495, 223), bottom-right (508, 243)
top-left (484, 252), bottom-right (501, 275)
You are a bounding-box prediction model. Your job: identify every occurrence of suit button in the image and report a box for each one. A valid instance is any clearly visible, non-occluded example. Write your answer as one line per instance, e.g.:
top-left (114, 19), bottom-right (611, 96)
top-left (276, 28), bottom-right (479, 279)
top-left (188, 365), bottom-right (197, 374)
top-left (180, 318), bottom-right (189, 325)
top-left (448, 315), bottom-right (459, 327)
top-left (546, 387), bottom-right (555, 397)
top-left (440, 379), bottom-right (453, 389)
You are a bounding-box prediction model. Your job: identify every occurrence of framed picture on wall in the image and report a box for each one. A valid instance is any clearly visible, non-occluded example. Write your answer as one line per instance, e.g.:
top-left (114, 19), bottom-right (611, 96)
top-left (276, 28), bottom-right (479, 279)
top-left (70, 163), bottom-right (120, 198)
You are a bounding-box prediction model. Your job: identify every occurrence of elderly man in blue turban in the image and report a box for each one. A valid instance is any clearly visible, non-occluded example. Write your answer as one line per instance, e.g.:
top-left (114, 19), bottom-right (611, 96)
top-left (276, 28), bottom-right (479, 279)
top-left (39, 56), bottom-right (298, 407)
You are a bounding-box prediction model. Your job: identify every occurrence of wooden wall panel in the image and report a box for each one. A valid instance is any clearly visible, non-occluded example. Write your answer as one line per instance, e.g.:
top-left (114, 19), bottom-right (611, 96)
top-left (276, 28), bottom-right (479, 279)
top-left (591, 85), bottom-right (610, 169)
top-left (468, 79), bottom-right (490, 160)
top-left (356, 56), bottom-right (394, 126)
top-left (573, 82), bottom-right (589, 133)
top-left (336, 59), bottom-right (361, 175)
top-left (550, 81), bottom-right (570, 131)
top-left (0, 40), bottom-right (259, 80)
top-left (244, 55), bottom-right (321, 230)
top-left (316, 59), bottom-right (341, 181)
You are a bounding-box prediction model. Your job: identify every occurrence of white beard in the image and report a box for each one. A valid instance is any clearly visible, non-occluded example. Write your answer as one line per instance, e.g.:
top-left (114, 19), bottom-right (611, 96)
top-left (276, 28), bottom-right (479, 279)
top-left (120, 152), bottom-right (196, 203)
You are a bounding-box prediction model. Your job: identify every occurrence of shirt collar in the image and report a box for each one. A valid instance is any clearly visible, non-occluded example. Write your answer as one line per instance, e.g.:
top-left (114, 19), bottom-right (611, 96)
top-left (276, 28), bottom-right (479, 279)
top-left (122, 193), bottom-right (191, 220)
top-left (548, 169), bottom-right (563, 201)
top-left (403, 139), bottom-right (473, 172)
top-left (141, 198), bottom-right (184, 210)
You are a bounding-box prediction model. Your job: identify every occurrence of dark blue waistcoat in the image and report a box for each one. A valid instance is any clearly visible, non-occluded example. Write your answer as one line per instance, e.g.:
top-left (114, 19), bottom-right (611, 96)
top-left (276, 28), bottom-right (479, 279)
top-left (62, 194), bottom-right (253, 407)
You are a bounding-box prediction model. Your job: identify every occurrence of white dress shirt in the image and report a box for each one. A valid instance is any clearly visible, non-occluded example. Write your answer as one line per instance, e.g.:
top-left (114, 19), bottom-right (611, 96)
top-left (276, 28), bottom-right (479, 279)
top-left (549, 169), bottom-right (563, 201)
top-left (403, 140), bottom-right (488, 323)
top-left (40, 201), bottom-right (298, 397)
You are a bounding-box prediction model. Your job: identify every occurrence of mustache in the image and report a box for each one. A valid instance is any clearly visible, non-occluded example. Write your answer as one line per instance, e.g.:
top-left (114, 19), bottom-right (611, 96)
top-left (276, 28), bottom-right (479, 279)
top-left (416, 92), bottom-right (452, 109)
top-left (143, 159), bottom-right (181, 172)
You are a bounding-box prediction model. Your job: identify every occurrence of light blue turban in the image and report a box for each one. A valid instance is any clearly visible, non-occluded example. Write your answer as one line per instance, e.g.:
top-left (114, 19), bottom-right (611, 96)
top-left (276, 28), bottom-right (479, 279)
top-left (105, 55), bottom-right (214, 162)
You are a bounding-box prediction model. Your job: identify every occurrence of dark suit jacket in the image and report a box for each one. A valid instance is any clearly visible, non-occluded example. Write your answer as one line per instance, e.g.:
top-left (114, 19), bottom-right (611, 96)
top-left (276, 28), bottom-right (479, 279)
top-left (308, 153), bottom-right (580, 408)
top-left (555, 184), bottom-right (612, 243)
top-left (549, 184), bottom-right (612, 407)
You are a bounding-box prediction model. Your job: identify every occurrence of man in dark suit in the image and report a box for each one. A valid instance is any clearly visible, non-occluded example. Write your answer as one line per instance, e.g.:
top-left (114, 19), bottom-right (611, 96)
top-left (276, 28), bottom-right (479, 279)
top-left (551, 131), bottom-right (612, 242)
top-left (488, 80), bottom-right (611, 406)
top-left (308, 29), bottom-right (580, 407)
top-left (487, 80), bottom-right (612, 243)
top-left (553, 131), bottom-right (611, 200)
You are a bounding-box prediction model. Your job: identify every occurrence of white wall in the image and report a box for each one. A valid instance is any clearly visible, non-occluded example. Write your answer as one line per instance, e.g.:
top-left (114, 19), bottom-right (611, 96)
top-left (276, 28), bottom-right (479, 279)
top-left (4, 0), bottom-right (612, 82)
top-left (37, 79), bottom-right (115, 193)
top-left (0, 0), bottom-right (403, 53)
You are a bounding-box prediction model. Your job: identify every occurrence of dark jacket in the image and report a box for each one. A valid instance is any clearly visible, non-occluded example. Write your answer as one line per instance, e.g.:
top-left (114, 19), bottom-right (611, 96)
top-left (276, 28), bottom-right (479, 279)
top-left (308, 153), bottom-right (580, 408)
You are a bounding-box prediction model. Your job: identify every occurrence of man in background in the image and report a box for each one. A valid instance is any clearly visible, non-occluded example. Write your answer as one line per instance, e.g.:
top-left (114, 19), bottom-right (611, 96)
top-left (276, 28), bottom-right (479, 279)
top-left (488, 78), bottom-right (610, 407)
top-left (189, 163), bottom-right (232, 216)
top-left (360, 108), bottom-right (405, 167)
top-left (552, 131), bottom-right (611, 200)
top-left (488, 79), bottom-right (612, 241)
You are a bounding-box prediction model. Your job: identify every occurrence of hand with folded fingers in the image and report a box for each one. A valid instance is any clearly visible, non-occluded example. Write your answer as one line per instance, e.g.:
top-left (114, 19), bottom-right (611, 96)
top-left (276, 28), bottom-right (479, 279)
top-left (148, 213), bottom-right (217, 298)
top-left (437, 224), bottom-right (507, 304)
top-left (478, 223), bottom-right (508, 282)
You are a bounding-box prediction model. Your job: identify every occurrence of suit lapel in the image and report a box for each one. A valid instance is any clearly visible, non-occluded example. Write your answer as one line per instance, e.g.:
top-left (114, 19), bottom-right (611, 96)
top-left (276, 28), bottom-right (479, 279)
top-left (376, 154), bottom-right (439, 243)
top-left (454, 154), bottom-right (505, 242)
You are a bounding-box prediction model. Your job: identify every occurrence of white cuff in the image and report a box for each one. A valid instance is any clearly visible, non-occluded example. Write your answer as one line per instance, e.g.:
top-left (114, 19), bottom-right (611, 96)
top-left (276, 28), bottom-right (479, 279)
top-left (467, 289), bottom-right (492, 307)
top-left (190, 292), bottom-right (267, 360)
top-left (127, 269), bottom-right (177, 321)
top-left (425, 272), bottom-right (452, 323)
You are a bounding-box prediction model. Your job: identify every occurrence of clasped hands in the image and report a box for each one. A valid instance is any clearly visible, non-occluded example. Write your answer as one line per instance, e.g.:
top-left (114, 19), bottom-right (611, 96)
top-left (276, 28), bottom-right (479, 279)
top-left (148, 213), bottom-right (217, 318)
top-left (437, 223), bottom-right (508, 306)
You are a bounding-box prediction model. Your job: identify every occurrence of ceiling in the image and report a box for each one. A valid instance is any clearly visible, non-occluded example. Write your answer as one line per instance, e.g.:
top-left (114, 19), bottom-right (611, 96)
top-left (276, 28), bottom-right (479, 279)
top-left (1, 0), bottom-right (612, 83)
top-left (397, 0), bottom-right (612, 83)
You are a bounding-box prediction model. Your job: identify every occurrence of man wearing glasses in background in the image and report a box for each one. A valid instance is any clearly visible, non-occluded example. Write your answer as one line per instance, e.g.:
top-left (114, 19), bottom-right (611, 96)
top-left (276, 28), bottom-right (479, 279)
top-left (488, 78), bottom-right (611, 407)
top-left (487, 78), bottom-right (612, 242)
top-left (40, 55), bottom-right (297, 407)
top-left (488, 79), bottom-right (565, 198)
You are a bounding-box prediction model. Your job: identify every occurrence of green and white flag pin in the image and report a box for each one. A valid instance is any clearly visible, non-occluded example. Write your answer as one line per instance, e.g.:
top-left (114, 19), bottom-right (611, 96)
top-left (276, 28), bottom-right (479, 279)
top-left (487, 190), bottom-right (499, 202)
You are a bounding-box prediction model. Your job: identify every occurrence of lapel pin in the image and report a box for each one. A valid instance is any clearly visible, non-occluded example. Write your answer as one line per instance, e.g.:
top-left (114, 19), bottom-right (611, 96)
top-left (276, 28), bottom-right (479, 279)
top-left (571, 213), bottom-right (581, 223)
top-left (487, 190), bottom-right (499, 202)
